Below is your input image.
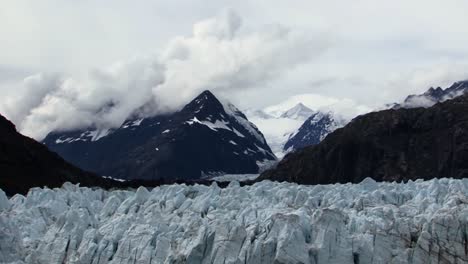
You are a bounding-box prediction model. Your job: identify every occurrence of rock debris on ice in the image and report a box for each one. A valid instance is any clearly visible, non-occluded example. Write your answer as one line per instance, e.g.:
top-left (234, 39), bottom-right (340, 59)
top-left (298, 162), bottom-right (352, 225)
top-left (1, 178), bottom-right (468, 264)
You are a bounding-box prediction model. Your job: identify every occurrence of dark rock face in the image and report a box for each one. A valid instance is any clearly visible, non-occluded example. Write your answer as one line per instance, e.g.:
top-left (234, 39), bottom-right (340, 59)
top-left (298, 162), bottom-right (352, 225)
top-left (283, 111), bottom-right (344, 152)
top-left (43, 90), bottom-right (276, 181)
top-left (0, 114), bottom-right (117, 196)
top-left (260, 94), bottom-right (468, 184)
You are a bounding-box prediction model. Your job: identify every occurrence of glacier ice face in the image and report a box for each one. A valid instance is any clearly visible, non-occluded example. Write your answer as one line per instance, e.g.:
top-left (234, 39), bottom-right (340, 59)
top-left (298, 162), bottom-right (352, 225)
top-left (2, 178), bottom-right (468, 264)
top-left (0, 189), bottom-right (10, 212)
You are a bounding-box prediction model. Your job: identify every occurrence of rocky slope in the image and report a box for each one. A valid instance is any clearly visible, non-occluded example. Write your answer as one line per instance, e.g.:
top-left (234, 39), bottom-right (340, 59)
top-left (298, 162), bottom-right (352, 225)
top-left (283, 111), bottom-right (346, 152)
top-left (43, 91), bottom-right (276, 181)
top-left (2, 178), bottom-right (468, 264)
top-left (260, 94), bottom-right (468, 184)
top-left (0, 114), bottom-right (119, 196)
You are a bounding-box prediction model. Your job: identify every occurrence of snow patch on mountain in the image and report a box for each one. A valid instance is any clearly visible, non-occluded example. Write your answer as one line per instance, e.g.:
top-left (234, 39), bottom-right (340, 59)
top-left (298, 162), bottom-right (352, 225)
top-left (121, 118), bottom-right (144, 129)
top-left (54, 128), bottom-right (112, 144)
top-left (2, 178), bottom-right (468, 263)
top-left (221, 101), bottom-right (266, 144)
top-left (186, 116), bottom-right (230, 131)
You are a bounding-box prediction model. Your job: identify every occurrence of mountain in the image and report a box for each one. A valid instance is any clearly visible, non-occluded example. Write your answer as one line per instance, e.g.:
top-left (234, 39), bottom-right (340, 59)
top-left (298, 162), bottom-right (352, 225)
top-left (246, 103), bottom-right (313, 157)
top-left (283, 80), bottom-right (468, 153)
top-left (279, 102), bottom-right (314, 120)
top-left (392, 80), bottom-right (468, 109)
top-left (283, 111), bottom-right (346, 152)
top-left (0, 114), bottom-right (119, 196)
top-left (43, 90), bottom-right (276, 181)
top-left (260, 93), bottom-right (468, 184)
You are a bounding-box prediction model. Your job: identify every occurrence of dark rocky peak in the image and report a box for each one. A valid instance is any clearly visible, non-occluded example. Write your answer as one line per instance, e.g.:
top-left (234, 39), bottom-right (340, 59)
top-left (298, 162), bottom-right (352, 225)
top-left (0, 115), bottom-right (17, 134)
top-left (394, 80), bottom-right (468, 109)
top-left (180, 90), bottom-right (225, 117)
top-left (42, 90), bottom-right (275, 181)
top-left (424, 87), bottom-right (444, 96)
top-left (444, 80), bottom-right (468, 95)
top-left (179, 90), bottom-right (267, 145)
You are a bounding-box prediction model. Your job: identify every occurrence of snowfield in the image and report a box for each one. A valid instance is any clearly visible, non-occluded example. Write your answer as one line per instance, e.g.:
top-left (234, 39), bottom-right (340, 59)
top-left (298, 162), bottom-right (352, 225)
top-left (1, 178), bottom-right (468, 264)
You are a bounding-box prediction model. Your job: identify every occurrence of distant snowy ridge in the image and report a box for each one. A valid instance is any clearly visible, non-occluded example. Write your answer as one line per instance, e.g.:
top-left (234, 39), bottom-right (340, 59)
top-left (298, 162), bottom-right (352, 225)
top-left (2, 178), bottom-right (468, 263)
top-left (247, 103), bottom-right (350, 156)
top-left (391, 80), bottom-right (468, 109)
top-left (246, 103), bottom-right (314, 157)
top-left (279, 102), bottom-right (314, 120)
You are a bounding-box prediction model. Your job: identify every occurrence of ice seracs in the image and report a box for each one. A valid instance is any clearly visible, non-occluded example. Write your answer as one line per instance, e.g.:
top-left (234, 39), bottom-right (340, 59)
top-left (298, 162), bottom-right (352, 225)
top-left (0, 190), bottom-right (10, 211)
top-left (2, 178), bottom-right (468, 263)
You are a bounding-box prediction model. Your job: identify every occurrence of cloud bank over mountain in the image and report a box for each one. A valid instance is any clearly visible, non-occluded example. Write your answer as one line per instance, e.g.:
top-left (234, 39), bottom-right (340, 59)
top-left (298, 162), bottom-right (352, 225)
top-left (2, 1), bottom-right (468, 139)
top-left (0, 10), bottom-right (328, 140)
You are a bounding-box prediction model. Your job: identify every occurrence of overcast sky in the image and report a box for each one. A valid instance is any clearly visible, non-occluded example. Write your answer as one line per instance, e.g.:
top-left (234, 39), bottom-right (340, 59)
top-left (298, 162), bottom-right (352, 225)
top-left (2, 0), bottom-right (468, 139)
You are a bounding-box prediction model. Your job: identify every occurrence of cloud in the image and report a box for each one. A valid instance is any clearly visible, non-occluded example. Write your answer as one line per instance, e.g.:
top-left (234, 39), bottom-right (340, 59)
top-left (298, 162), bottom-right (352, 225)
top-left (0, 9), bottom-right (329, 140)
top-left (373, 63), bottom-right (468, 105)
top-left (18, 57), bottom-right (165, 139)
top-left (0, 73), bottom-right (62, 126)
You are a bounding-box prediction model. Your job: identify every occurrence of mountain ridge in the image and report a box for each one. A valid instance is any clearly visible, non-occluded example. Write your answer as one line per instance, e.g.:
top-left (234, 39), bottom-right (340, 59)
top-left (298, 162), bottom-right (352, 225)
top-left (0, 114), bottom-right (122, 196)
top-left (392, 80), bottom-right (468, 109)
top-left (43, 90), bottom-right (276, 181)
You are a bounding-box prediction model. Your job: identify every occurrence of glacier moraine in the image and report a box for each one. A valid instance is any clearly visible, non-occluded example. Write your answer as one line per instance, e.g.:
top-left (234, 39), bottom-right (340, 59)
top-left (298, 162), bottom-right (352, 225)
top-left (1, 178), bottom-right (468, 264)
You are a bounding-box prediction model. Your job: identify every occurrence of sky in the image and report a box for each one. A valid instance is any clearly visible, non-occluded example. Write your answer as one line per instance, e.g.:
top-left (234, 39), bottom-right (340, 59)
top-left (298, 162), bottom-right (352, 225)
top-left (1, 0), bottom-right (468, 139)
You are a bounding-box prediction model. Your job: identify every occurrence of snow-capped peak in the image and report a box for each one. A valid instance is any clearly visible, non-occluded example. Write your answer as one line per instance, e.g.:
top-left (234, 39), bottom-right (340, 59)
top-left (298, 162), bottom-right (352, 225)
top-left (283, 110), bottom-right (347, 152)
top-left (43, 90), bottom-right (276, 180)
top-left (279, 103), bottom-right (314, 120)
top-left (183, 90), bottom-right (268, 145)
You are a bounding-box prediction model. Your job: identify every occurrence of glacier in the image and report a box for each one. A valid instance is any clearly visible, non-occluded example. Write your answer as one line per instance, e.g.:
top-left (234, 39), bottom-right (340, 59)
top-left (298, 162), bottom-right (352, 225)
top-left (1, 178), bottom-right (468, 264)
